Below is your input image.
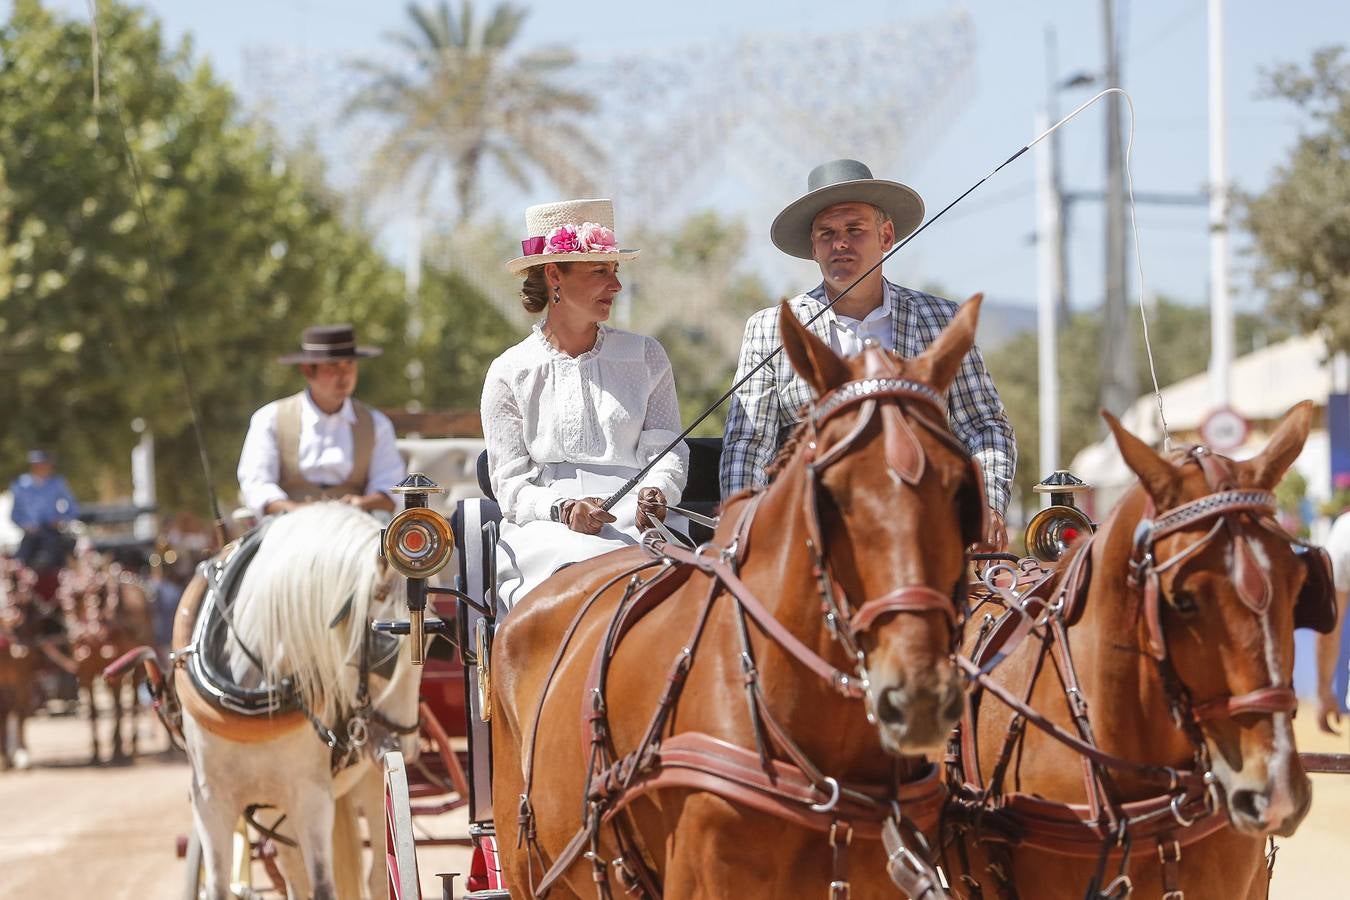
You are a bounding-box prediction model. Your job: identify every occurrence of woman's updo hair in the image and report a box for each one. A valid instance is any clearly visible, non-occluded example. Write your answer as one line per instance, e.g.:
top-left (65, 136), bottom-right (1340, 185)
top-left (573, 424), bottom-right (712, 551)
top-left (520, 262), bottom-right (572, 314)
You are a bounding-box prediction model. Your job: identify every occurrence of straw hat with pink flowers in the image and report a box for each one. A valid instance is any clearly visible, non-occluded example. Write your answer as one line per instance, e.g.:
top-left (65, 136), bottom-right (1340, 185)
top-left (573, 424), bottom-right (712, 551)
top-left (504, 199), bottom-right (641, 275)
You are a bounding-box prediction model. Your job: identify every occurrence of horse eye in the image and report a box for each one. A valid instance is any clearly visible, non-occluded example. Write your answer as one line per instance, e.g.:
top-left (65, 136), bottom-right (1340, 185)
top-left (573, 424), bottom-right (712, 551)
top-left (1171, 590), bottom-right (1199, 617)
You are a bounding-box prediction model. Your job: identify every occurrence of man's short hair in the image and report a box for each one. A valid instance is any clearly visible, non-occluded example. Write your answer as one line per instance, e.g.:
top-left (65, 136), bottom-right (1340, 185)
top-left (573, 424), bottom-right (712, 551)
top-left (870, 204), bottom-right (892, 227)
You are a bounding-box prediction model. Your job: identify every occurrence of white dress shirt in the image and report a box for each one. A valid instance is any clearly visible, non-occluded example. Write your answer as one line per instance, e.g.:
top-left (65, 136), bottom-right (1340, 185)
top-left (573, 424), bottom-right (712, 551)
top-left (830, 302), bottom-right (895, 356)
top-left (1328, 511), bottom-right (1350, 593)
top-left (237, 391), bottom-right (406, 516)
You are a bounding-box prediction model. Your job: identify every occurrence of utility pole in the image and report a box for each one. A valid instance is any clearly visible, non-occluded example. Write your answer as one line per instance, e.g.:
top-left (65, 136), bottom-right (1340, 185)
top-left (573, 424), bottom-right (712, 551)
top-left (1045, 27), bottom-right (1071, 325)
top-left (1036, 108), bottom-right (1062, 473)
top-left (1208, 0), bottom-right (1233, 409)
top-left (1099, 0), bottom-right (1136, 421)
top-left (404, 212), bottom-right (425, 415)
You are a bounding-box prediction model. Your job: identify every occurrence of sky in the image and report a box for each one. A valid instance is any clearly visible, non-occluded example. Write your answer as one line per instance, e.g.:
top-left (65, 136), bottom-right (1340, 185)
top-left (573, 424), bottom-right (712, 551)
top-left (11, 0), bottom-right (1349, 311)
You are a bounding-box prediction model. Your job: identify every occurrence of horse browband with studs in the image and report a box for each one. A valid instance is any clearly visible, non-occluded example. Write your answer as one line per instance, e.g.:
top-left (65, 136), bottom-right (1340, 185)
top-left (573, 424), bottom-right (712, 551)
top-left (812, 377), bottom-right (946, 425)
top-left (1150, 490), bottom-right (1277, 539)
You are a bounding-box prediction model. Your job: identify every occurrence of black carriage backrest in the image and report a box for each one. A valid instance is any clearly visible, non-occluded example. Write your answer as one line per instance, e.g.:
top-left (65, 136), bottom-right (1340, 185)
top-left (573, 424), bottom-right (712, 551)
top-left (683, 437), bottom-right (723, 507)
top-left (476, 449), bottom-right (496, 502)
top-left (473, 439), bottom-right (724, 508)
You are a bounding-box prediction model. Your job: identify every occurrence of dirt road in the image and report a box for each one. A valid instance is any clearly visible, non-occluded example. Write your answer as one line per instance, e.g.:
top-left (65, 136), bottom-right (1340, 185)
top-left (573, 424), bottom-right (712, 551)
top-left (0, 706), bottom-right (1344, 897)
top-left (0, 711), bottom-right (469, 899)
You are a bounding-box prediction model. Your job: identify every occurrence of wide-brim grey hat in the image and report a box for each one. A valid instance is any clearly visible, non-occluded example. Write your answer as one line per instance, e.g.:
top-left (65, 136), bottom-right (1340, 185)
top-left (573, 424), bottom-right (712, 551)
top-left (770, 159), bottom-right (925, 260)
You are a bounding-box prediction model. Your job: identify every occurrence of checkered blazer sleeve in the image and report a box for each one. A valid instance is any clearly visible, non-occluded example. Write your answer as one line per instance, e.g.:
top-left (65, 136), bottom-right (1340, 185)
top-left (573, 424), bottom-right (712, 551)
top-left (720, 308), bottom-right (782, 499)
top-left (946, 340), bottom-right (1017, 517)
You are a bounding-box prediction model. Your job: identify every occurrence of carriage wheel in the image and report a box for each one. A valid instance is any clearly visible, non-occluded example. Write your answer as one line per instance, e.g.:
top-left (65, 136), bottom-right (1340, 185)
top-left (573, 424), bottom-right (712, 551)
top-left (385, 750), bottom-right (422, 900)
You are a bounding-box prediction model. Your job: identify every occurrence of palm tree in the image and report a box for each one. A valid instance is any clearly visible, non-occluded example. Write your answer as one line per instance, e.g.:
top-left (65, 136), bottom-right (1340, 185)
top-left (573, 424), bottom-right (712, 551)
top-left (346, 1), bottom-right (602, 221)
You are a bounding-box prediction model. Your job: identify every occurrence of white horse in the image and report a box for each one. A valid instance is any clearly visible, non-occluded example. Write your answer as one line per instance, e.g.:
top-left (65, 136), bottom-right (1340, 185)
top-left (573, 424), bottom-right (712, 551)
top-left (182, 503), bottom-right (421, 900)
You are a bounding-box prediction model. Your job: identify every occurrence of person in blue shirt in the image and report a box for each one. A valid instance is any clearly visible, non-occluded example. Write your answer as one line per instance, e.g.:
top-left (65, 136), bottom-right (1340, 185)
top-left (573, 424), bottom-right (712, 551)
top-left (9, 449), bottom-right (79, 571)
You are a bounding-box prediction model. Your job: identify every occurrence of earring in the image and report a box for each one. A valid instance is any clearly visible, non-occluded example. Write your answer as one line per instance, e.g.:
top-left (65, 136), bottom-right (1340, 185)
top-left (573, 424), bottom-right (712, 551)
top-left (552, 285), bottom-right (561, 304)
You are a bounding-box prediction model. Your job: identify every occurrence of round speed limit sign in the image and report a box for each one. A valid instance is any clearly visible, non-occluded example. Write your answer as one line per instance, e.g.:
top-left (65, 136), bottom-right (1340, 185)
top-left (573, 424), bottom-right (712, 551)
top-left (1199, 407), bottom-right (1249, 452)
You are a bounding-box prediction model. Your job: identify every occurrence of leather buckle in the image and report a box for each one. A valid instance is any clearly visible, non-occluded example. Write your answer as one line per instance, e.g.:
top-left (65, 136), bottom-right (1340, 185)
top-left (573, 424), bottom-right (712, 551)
top-left (829, 821), bottom-right (853, 848)
top-left (829, 881), bottom-right (850, 900)
top-left (1158, 839), bottom-right (1182, 864)
top-left (810, 777), bottom-right (841, 813)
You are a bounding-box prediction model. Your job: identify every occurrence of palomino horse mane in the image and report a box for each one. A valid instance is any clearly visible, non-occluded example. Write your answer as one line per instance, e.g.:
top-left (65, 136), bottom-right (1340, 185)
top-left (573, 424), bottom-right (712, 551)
top-left (225, 502), bottom-right (393, 723)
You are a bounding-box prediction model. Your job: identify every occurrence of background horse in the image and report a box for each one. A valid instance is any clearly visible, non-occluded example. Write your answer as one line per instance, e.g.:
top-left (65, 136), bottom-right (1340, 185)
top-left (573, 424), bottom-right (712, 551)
top-left (180, 503), bottom-right (422, 900)
top-left (955, 402), bottom-right (1320, 898)
top-left (59, 557), bottom-right (155, 763)
top-left (492, 299), bottom-right (988, 899)
top-left (0, 558), bottom-right (39, 770)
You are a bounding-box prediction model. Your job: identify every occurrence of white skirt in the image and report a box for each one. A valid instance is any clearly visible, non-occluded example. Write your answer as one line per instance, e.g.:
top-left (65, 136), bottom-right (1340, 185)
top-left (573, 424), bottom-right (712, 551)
top-left (496, 462), bottom-right (685, 610)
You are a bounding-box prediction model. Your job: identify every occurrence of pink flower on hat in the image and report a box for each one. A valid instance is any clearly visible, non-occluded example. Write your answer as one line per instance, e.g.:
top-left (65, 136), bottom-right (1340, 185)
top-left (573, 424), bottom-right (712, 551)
top-left (544, 224), bottom-right (580, 253)
top-left (577, 222), bottom-right (618, 252)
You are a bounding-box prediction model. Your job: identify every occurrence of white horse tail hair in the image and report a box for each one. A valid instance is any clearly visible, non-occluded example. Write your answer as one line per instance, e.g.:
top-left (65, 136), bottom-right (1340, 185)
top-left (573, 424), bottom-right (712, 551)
top-left (332, 791), bottom-right (364, 899)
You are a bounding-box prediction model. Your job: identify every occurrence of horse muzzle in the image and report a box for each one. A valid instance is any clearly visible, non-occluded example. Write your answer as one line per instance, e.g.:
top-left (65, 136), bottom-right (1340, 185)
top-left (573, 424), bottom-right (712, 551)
top-left (1220, 767), bottom-right (1311, 837)
top-left (869, 668), bottom-right (965, 755)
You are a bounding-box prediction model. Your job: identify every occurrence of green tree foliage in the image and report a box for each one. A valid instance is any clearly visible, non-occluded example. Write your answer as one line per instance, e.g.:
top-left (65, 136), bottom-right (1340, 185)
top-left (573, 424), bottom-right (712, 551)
top-left (410, 263), bottom-right (517, 410)
top-left (0, 1), bottom-right (504, 514)
top-left (626, 211), bottom-right (776, 436)
top-left (346, 0), bottom-right (600, 220)
top-left (985, 301), bottom-right (1287, 511)
top-left (1244, 46), bottom-right (1350, 355)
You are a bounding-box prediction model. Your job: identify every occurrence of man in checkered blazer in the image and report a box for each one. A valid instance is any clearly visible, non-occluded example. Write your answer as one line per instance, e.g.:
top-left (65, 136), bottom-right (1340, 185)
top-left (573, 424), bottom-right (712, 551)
top-left (720, 159), bottom-right (1017, 549)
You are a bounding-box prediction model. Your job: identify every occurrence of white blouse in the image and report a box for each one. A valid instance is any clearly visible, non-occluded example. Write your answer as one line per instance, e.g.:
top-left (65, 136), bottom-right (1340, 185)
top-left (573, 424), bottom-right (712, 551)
top-left (480, 324), bottom-right (688, 524)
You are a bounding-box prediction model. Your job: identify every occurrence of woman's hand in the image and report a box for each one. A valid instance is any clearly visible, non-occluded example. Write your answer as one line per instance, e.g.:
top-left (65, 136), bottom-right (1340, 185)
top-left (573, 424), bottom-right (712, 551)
top-left (565, 497), bottom-right (617, 535)
top-left (636, 488), bottom-right (668, 530)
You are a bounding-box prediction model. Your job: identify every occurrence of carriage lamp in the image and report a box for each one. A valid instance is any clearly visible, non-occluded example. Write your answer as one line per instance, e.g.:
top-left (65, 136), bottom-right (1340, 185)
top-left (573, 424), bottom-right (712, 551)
top-left (1024, 470), bottom-right (1094, 565)
top-left (384, 473), bottom-right (455, 665)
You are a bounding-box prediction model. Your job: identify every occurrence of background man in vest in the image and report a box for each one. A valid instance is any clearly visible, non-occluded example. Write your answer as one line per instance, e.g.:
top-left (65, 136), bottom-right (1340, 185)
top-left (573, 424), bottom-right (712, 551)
top-left (721, 159), bottom-right (1017, 550)
top-left (237, 324), bottom-right (406, 518)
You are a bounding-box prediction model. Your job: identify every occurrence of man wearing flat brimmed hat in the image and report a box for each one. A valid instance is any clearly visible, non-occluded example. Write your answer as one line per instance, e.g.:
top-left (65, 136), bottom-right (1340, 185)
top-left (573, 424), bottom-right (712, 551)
top-left (237, 324), bottom-right (406, 518)
top-left (721, 159), bottom-right (1017, 549)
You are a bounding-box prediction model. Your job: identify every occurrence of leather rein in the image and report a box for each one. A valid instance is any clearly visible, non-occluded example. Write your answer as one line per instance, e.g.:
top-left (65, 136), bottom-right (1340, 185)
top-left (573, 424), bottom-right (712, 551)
top-left (949, 447), bottom-right (1298, 898)
top-left (518, 373), bottom-right (978, 900)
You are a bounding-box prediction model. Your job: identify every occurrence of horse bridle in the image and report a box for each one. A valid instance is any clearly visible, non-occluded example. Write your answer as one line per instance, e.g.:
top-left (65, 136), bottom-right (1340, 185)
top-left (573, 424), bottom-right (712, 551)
top-left (799, 367), bottom-right (984, 677)
top-left (1128, 447), bottom-right (1300, 729)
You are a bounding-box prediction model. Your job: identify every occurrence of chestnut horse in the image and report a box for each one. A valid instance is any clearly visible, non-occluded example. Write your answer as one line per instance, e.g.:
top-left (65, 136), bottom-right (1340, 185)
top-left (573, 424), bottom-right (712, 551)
top-left (950, 403), bottom-right (1325, 898)
top-left (492, 298), bottom-right (990, 899)
top-left (0, 559), bottom-right (39, 769)
top-left (61, 560), bottom-right (155, 763)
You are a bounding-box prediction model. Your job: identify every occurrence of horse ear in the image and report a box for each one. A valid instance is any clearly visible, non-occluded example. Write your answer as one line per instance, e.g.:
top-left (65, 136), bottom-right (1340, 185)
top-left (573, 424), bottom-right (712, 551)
top-left (1246, 400), bottom-right (1314, 489)
top-left (911, 294), bottom-right (982, 393)
top-left (780, 301), bottom-right (851, 397)
top-left (1103, 410), bottom-right (1180, 504)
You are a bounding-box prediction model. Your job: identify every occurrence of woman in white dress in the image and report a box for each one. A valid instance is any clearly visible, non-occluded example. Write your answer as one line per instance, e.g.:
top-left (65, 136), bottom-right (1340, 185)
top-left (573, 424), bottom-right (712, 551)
top-left (481, 199), bottom-right (688, 609)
